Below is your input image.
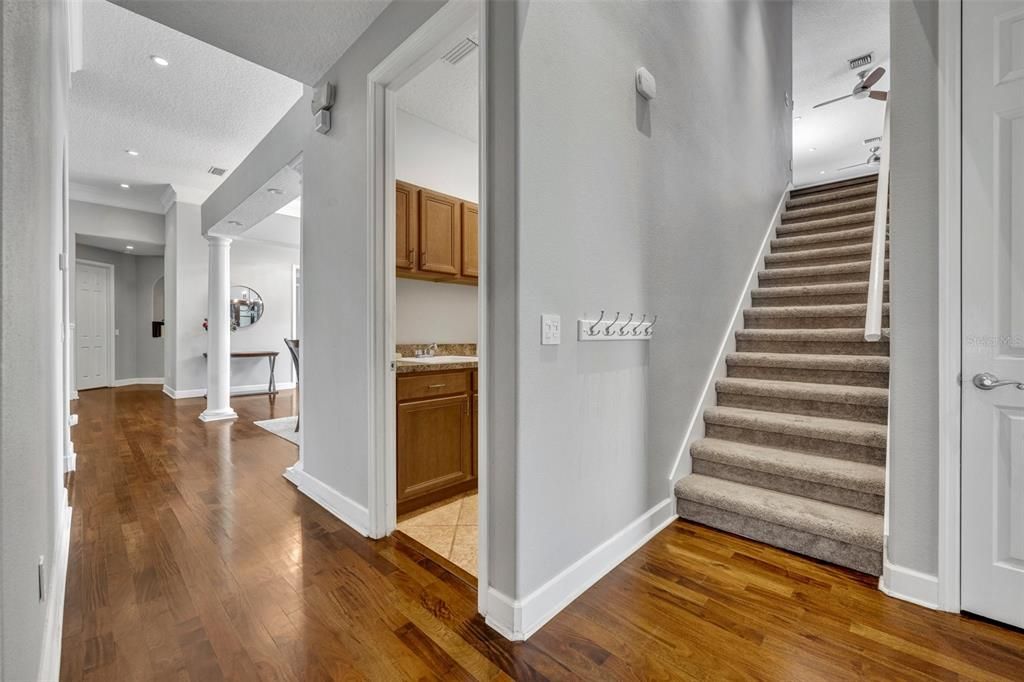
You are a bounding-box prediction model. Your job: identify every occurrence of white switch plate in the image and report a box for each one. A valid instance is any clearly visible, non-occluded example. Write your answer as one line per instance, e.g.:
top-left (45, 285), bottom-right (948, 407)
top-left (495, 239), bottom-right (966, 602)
top-left (541, 314), bottom-right (561, 345)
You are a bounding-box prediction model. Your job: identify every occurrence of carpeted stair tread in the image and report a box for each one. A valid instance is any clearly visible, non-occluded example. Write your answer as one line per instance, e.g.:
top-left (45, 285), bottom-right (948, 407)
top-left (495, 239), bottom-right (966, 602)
top-left (735, 327), bottom-right (890, 343)
top-left (751, 281), bottom-right (888, 305)
top-left (744, 302), bottom-right (889, 320)
top-left (771, 226), bottom-right (875, 251)
top-left (704, 406), bottom-right (887, 449)
top-left (782, 197), bottom-right (876, 222)
top-left (757, 260), bottom-right (888, 286)
top-left (691, 438), bottom-right (885, 495)
top-left (716, 377), bottom-right (889, 406)
top-left (775, 211), bottom-right (876, 236)
top-left (675, 475), bottom-right (883, 551)
top-left (764, 243), bottom-right (886, 270)
top-left (726, 351), bottom-right (889, 373)
top-left (786, 183), bottom-right (878, 209)
top-left (788, 175), bottom-right (878, 199)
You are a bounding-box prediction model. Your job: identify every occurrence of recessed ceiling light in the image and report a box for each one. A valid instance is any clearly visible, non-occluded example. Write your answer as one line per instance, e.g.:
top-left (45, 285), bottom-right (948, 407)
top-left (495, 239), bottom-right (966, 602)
top-left (808, 147), bottom-right (817, 152)
top-left (819, 170), bottom-right (826, 175)
top-left (125, 149), bottom-right (139, 157)
top-left (227, 220), bottom-right (243, 227)
top-left (793, 116), bottom-right (802, 121)
top-left (150, 55), bottom-right (169, 67)
top-left (125, 245), bottom-right (135, 250)
top-left (120, 183), bottom-right (130, 189)
top-left (266, 188), bottom-right (283, 195)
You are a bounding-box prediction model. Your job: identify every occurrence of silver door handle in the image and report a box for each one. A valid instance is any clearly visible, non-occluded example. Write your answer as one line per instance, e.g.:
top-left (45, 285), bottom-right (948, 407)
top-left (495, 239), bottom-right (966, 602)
top-left (972, 372), bottom-right (1024, 391)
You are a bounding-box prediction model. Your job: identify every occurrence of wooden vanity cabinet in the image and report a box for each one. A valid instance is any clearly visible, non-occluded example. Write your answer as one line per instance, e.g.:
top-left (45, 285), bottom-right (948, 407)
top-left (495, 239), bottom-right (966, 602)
top-left (395, 180), bottom-right (477, 285)
top-left (418, 189), bottom-right (461, 276)
top-left (460, 202), bottom-right (479, 280)
top-left (397, 368), bottom-right (478, 515)
top-left (395, 181), bottom-right (418, 271)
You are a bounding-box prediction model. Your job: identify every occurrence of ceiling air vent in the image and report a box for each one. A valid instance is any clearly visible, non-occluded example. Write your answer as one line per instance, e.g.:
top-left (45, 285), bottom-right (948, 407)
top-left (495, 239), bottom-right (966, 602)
top-left (207, 166), bottom-right (227, 177)
top-left (442, 37), bottom-right (478, 65)
top-left (848, 53), bottom-right (873, 70)
top-left (863, 136), bottom-right (882, 146)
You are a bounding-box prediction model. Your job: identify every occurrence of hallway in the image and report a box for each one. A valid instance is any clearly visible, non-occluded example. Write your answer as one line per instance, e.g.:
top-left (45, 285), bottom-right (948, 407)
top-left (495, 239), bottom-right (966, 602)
top-left (60, 388), bottom-right (1024, 680)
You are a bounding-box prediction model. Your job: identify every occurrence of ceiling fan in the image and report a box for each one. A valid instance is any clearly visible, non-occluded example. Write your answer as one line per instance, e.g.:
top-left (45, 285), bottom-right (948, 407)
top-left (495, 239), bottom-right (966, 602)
top-left (813, 67), bottom-right (888, 109)
top-left (837, 146), bottom-right (881, 172)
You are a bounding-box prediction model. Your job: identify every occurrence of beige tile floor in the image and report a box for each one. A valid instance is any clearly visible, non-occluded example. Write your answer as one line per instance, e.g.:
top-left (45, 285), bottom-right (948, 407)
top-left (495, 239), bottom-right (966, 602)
top-left (396, 492), bottom-right (477, 576)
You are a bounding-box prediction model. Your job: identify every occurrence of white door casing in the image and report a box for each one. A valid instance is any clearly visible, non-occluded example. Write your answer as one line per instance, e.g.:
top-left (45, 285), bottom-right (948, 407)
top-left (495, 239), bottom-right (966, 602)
top-left (961, 0), bottom-right (1024, 629)
top-left (75, 260), bottom-right (113, 390)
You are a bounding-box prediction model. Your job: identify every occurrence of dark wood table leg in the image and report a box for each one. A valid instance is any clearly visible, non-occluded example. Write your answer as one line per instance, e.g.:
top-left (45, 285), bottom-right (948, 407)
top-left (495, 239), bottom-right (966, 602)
top-left (268, 354), bottom-right (277, 395)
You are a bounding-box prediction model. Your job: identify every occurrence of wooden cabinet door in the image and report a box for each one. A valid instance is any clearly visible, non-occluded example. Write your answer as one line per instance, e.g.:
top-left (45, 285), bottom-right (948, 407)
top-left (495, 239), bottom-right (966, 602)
top-left (397, 395), bottom-right (472, 505)
top-left (395, 181), bottom-right (418, 271)
top-left (461, 202), bottom-right (479, 279)
top-left (418, 189), bottom-right (461, 276)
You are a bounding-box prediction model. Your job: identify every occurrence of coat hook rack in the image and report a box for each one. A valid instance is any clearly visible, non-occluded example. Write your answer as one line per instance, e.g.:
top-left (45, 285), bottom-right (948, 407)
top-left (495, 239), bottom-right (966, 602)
top-left (578, 311), bottom-right (657, 341)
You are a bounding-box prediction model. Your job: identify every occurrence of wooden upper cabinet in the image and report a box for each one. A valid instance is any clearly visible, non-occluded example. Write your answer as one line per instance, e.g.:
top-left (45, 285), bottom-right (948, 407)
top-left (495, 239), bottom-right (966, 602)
top-left (395, 181), bottom-right (418, 271)
top-left (418, 189), bottom-right (461, 276)
top-left (461, 202), bottom-right (479, 279)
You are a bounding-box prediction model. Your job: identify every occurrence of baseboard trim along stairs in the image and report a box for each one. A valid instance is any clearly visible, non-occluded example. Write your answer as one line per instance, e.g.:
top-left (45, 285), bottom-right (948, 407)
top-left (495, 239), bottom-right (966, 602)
top-left (676, 174), bottom-right (889, 576)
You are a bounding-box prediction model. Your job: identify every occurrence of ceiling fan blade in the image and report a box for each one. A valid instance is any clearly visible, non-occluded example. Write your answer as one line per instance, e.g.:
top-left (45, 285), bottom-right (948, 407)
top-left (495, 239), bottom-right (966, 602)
top-left (862, 66), bottom-right (886, 88)
top-left (868, 90), bottom-right (888, 101)
top-left (813, 93), bottom-right (855, 109)
top-left (836, 162), bottom-right (867, 171)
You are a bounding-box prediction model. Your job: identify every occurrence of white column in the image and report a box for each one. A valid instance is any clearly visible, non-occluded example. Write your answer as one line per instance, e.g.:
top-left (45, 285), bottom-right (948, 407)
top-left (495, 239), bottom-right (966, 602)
top-left (199, 235), bottom-right (237, 422)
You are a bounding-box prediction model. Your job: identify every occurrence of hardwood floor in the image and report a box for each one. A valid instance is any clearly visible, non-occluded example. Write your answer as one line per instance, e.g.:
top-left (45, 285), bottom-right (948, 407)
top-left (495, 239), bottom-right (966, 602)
top-left (62, 386), bottom-right (1024, 681)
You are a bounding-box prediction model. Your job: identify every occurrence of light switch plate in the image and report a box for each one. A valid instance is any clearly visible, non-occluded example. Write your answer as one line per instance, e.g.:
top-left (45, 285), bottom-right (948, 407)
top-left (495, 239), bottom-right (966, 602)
top-left (541, 314), bottom-right (561, 345)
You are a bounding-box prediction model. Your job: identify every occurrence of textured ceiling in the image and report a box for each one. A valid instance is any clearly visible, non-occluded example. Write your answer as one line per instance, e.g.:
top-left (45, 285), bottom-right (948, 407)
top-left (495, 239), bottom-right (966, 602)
top-left (110, 0), bottom-right (390, 85)
top-left (70, 0), bottom-right (302, 203)
top-left (792, 0), bottom-right (889, 186)
top-left (397, 44), bottom-right (478, 142)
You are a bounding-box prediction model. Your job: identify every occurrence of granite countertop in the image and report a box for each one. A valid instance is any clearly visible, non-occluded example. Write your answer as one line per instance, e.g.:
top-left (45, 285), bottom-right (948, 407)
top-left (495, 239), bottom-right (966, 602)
top-left (394, 343), bottom-right (478, 374)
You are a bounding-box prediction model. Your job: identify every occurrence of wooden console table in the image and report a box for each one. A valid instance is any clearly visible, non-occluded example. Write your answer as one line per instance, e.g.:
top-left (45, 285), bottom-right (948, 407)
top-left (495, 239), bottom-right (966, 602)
top-left (202, 350), bottom-right (280, 395)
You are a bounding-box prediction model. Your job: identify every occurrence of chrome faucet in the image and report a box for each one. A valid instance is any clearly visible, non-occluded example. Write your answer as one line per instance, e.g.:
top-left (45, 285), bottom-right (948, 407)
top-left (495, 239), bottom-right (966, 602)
top-left (415, 343), bottom-right (439, 358)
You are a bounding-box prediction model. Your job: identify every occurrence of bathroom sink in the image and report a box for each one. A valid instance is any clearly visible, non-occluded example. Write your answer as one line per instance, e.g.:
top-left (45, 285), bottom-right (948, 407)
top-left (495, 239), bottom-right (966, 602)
top-left (399, 355), bottom-right (477, 365)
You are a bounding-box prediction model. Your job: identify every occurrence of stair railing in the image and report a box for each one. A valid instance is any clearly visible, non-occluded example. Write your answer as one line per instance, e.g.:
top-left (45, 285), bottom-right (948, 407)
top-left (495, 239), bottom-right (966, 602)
top-left (865, 97), bottom-right (891, 342)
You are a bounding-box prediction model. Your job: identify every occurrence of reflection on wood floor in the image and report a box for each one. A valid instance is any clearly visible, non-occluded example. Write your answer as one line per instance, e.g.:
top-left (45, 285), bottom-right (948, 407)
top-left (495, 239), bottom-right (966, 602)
top-left (60, 385), bottom-right (1024, 680)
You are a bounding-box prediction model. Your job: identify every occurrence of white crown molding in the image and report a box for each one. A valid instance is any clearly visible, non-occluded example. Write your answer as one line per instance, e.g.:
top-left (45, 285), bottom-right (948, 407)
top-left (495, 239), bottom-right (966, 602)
top-left (70, 181), bottom-right (166, 214)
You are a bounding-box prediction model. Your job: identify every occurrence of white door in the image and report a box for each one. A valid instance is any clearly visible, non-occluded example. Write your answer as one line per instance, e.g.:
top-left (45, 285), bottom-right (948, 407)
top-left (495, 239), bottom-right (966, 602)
top-left (75, 261), bottom-right (111, 390)
top-left (961, 0), bottom-right (1024, 629)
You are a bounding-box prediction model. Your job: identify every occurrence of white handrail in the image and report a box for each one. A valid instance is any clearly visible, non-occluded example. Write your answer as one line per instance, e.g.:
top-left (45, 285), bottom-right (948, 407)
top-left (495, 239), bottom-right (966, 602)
top-left (865, 97), bottom-right (891, 342)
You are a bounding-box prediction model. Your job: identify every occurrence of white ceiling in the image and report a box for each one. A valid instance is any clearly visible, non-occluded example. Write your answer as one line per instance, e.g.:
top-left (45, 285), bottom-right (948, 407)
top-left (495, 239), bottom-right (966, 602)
top-left (110, 0), bottom-right (390, 85)
top-left (77, 233), bottom-right (164, 256)
top-left (397, 45), bottom-right (479, 142)
top-left (792, 0), bottom-right (890, 187)
top-left (70, 0), bottom-right (303, 207)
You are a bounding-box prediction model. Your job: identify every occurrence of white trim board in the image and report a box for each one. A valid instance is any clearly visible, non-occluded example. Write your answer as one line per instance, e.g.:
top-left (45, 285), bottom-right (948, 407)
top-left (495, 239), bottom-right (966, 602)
top-left (936, 0), bottom-right (962, 615)
top-left (485, 499), bottom-right (677, 641)
top-left (668, 186), bottom-right (790, 483)
top-left (880, 559), bottom-right (940, 610)
top-left (284, 465), bottom-right (370, 537)
top-left (162, 382), bottom-right (296, 399)
top-left (37, 493), bottom-right (73, 682)
top-left (112, 377), bottom-right (164, 387)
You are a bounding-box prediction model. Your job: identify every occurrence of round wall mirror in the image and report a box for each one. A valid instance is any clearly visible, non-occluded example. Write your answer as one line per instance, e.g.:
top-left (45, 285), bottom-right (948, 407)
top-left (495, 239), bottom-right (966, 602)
top-left (230, 285), bottom-right (264, 329)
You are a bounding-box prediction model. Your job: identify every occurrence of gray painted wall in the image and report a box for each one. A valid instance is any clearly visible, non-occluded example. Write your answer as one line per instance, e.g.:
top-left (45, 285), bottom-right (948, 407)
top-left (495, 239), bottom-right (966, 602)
top-left (0, 0), bottom-right (70, 677)
top-left (512, 0), bottom-right (792, 596)
top-left (887, 0), bottom-right (940, 576)
top-left (70, 199), bottom-right (164, 247)
top-left (74, 243), bottom-right (165, 381)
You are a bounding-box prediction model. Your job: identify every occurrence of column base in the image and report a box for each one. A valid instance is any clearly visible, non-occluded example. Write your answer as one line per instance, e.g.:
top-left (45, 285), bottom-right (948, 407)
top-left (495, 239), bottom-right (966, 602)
top-left (199, 408), bottom-right (238, 422)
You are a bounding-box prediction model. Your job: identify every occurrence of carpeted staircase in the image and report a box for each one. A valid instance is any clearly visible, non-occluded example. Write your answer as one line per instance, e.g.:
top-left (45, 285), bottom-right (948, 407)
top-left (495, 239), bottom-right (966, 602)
top-left (675, 174), bottom-right (889, 576)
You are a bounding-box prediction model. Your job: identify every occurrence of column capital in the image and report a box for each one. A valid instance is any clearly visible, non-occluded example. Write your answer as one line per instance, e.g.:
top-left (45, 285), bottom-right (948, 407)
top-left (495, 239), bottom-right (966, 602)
top-left (205, 233), bottom-right (232, 246)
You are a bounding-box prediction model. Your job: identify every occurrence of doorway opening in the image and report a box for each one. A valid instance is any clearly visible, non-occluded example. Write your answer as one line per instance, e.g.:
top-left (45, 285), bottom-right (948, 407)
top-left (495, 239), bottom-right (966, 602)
top-left (366, 1), bottom-right (486, 594)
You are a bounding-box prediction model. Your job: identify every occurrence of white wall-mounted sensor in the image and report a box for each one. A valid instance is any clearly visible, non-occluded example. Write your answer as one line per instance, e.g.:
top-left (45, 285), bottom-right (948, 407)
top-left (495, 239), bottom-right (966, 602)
top-left (636, 67), bottom-right (656, 100)
top-left (311, 82), bottom-right (335, 115)
top-left (314, 109), bottom-right (331, 134)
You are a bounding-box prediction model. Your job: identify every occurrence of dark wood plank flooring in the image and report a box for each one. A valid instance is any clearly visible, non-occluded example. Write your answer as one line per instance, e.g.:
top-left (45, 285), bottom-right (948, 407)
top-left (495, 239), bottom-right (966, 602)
top-left (61, 386), bottom-right (1024, 680)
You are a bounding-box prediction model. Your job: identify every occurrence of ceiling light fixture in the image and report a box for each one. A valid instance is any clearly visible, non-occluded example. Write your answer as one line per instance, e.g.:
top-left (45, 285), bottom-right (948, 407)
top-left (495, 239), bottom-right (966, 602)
top-left (808, 147), bottom-right (817, 152)
top-left (120, 183), bottom-right (130, 189)
top-left (266, 188), bottom-right (283, 195)
top-left (819, 170), bottom-right (826, 175)
top-left (125, 245), bottom-right (135, 250)
top-left (227, 220), bottom-right (243, 227)
top-left (125, 149), bottom-right (139, 157)
top-left (150, 55), bottom-right (169, 67)
top-left (793, 116), bottom-right (802, 121)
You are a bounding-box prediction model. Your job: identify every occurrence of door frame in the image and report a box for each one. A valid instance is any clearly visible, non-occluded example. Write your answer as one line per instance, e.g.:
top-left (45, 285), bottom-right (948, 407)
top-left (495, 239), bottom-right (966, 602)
top-left (365, 0), bottom-right (488, 614)
top-left (74, 258), bottom-right (116, 390)
top-left (936, 0), bottom-right (962, 613)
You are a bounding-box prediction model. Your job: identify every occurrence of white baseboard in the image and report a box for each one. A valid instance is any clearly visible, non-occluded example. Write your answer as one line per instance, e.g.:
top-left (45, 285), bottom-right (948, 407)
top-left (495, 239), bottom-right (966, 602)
top-left (668, 186), bottom-right (790, 482)
top-left (162, 382), bottom-right (297, 400)
top-left (485, 498), bottom-right (677, 641)
top-left (64, 444), bottom-right (77, 474)
top-left (879, 559), bottom-right (940, 610)
top-left (283, 465), bottom-right (370, 537)
top-left (38, 493), bottom-right (73, 682)
top-left (112, 377), bottom-right (164, 387)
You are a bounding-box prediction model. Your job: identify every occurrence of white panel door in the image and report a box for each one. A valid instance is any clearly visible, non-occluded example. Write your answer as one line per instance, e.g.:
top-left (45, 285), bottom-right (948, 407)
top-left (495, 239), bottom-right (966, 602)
top-left (76, 262), bottom-right (111, 390)
top-left (962, 0), bottom-right (1024, 629)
